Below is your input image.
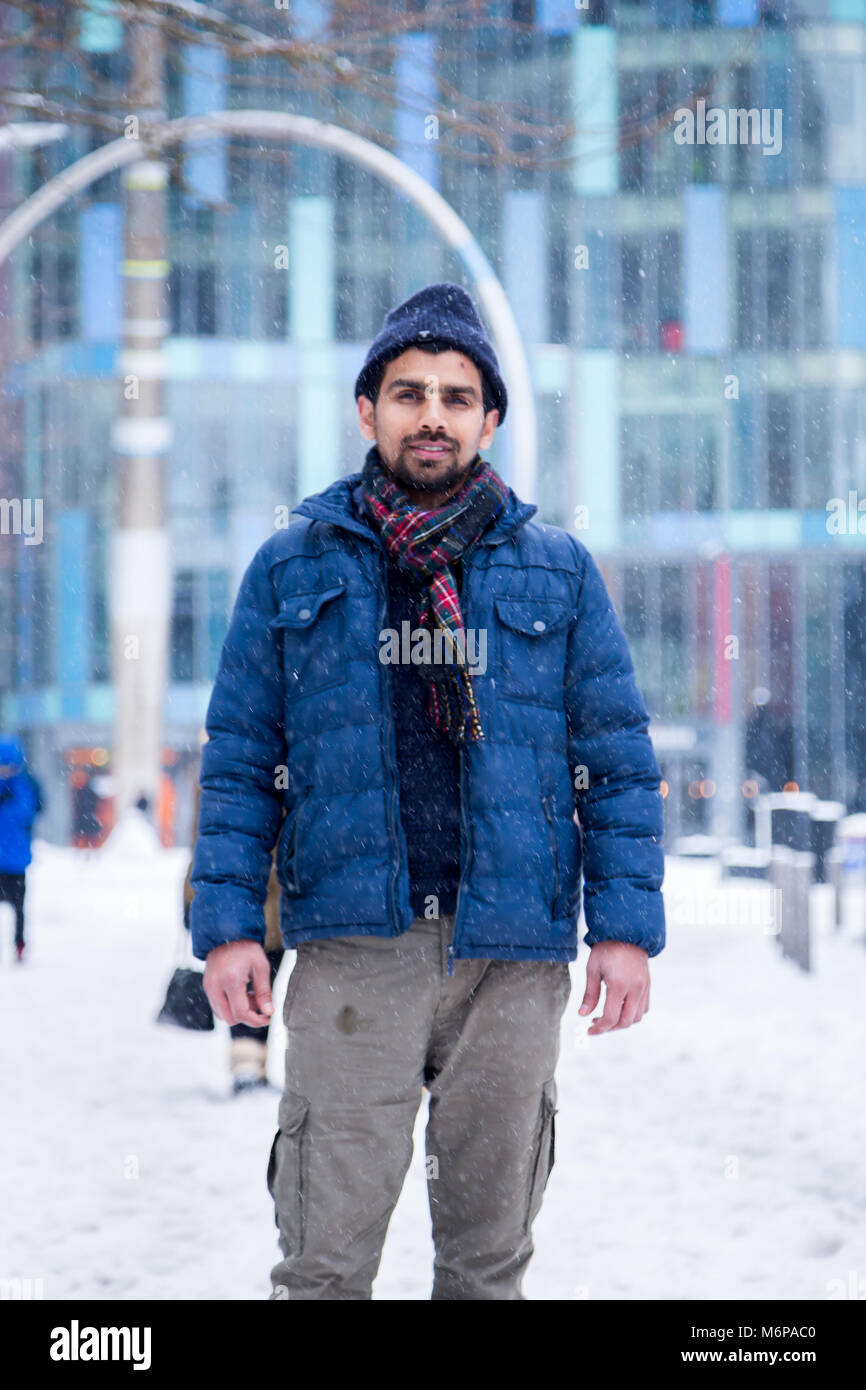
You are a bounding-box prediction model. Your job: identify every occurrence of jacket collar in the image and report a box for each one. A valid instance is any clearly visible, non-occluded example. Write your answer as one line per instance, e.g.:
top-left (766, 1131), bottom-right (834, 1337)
top-left (292, 465), bottom-right (537, 552)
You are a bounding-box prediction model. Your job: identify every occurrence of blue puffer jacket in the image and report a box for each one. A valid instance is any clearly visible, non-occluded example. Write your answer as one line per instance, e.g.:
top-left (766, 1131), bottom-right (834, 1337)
top-left (190, 472), bottom-right (665, 966)
top-left (0, 738), bottom-right (41, 874)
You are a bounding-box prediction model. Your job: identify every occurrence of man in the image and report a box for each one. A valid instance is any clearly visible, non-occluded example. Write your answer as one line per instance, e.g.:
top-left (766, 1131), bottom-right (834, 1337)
top-left (0, 736), bottom-right (42, 963)
top-left (191, 282), bottom-right (665, 1301)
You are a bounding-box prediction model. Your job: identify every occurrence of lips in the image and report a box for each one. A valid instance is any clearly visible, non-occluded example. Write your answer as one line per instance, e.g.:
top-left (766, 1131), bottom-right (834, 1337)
top-left (409, 441), bottom-right (452, 459)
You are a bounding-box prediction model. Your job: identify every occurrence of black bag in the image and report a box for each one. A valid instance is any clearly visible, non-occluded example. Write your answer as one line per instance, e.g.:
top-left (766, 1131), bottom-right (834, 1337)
top-left (156, 965), bottom-right (214, 1031)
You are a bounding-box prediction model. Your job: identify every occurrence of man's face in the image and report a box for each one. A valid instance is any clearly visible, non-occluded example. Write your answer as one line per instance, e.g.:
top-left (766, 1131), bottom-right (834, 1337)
top-left (357, 347), bottom-right (499, 506)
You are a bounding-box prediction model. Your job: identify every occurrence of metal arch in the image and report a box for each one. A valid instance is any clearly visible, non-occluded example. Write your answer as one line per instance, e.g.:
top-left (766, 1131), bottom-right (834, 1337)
top-left (0, 110), bottom-right (537, 495)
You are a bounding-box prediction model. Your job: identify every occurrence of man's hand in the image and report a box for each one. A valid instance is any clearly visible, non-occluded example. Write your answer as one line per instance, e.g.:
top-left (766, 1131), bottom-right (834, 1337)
top-left (578, 940), bottom-right (650, 1036)
top-left (203, 939), bottom-right (275, 1027)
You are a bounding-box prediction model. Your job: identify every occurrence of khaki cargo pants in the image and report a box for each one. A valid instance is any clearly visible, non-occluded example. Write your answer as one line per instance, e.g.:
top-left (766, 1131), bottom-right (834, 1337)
top-left (267, 912), bottom-right (572, 1300)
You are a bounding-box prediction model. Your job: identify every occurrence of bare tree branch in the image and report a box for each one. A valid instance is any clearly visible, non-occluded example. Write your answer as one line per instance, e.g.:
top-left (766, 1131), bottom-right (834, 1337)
top-left (0, 0), bottom-right (763, 176)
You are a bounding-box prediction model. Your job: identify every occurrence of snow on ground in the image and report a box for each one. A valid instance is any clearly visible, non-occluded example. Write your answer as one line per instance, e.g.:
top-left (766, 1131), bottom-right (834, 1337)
top-left (2, 839), bottom-right (865, 1301)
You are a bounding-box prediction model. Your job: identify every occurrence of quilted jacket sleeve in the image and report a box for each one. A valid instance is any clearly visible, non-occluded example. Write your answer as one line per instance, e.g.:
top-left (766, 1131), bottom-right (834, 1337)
top-left (189, 542), bottom-right (287, 959)
top-left (564, 536), bottom-right (666, 957)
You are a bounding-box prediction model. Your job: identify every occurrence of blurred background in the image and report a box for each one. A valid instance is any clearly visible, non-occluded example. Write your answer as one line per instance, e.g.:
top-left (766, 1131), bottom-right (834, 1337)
top-left (4, 0), bottom-right (866, 1305)
top-left (1, 0), bottom-right (865, 853)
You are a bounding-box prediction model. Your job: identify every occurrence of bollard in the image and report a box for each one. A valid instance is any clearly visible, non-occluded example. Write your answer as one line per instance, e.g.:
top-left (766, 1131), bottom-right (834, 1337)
top-left (809, 801), bottom-right (845, 885)
top-left (826, 845), bottom-right (846, 929)
top-left (835, 814), bottom-right (866, 939)
top-left (771, 847), bottom-right (814, 972)
top-left (755, 791), bottom-right (817, 854)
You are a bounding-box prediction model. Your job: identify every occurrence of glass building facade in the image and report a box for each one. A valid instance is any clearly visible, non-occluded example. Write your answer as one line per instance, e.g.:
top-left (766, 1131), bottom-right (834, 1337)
top-left (1, 0), bottom-right (865, 845)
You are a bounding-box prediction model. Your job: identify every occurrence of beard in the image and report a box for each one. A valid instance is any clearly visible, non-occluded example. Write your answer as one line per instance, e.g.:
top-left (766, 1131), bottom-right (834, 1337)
top-left (379, 437), bottom-right (479, 499)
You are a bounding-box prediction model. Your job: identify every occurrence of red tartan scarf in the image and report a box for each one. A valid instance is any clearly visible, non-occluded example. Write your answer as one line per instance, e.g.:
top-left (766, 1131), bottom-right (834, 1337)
top-left (360, 444), bottom-right (508, 744)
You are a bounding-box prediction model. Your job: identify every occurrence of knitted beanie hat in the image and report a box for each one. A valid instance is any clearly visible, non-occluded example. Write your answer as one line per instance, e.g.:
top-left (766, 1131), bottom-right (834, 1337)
top-left (354, 281), bottom-right (507, 425)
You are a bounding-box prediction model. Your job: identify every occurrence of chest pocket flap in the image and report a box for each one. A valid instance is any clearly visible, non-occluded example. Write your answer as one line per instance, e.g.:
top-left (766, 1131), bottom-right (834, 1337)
top-left (494, 595), bottom-right (572, 637)
top-left (268, 583), bottom-right (348, 705)
top-left (270, 583), bottom-right (346, 630)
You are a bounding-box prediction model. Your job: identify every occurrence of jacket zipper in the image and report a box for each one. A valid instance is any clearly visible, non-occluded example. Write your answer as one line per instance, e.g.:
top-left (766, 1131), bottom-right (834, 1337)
top-left (541, 791), bottom-right (561, 910)
top-left (448, 553), bottom-right (475, 977)
top-left (378, 556), bottom-right (402, 935)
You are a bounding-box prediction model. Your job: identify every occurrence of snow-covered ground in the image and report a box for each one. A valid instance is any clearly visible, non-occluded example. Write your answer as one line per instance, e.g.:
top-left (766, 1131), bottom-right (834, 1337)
top-left (2, 833), bottom-right (865, 1301)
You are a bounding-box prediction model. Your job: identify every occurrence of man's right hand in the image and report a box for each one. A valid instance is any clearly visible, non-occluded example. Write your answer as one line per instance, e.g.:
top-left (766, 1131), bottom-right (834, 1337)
top-left (203, 939), bottom-right (275, 1027)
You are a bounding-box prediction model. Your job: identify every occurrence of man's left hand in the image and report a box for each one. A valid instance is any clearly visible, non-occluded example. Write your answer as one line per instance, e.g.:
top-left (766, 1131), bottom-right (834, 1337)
top-left (578, 940), bottom-right (650, 1036)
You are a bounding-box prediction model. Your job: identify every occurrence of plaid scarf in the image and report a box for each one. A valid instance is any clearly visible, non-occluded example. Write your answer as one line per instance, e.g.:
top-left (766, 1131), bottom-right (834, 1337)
top-left (360, 444), bottom-right (509, 744)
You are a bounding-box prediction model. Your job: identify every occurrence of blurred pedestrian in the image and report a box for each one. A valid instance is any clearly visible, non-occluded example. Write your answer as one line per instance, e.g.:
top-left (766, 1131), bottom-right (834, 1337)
top-left (184, 781), bottom-right (285, 1093)
top-left (70, 770), bottom-right (102, 849)
top-left (0, 737), bottom-right (42, 963)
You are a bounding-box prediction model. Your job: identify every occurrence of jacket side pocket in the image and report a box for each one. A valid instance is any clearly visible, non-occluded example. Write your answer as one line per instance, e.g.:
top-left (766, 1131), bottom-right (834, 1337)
top-left (278, 788), bottom-right (311, 896)
top-left (266, 1089), bottom-right (311, 1258)
top-left (540, 790), bottom-right (562, 912)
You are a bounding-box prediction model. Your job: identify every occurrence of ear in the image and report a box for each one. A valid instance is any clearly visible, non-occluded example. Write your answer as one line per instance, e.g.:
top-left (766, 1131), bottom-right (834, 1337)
top-left (357, 395), bottom-right (376, 441)
top-left (479, 408), bottom-right (499, 449)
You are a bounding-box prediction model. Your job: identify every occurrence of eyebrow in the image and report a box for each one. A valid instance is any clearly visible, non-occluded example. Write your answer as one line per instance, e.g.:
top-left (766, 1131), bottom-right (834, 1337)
top-left (386, 377), bottom-right (480, 400)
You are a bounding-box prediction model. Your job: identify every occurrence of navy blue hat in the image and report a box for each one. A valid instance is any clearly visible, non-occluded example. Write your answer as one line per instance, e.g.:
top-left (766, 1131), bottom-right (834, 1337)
top-left (354, 281), bottom-right (507, 425)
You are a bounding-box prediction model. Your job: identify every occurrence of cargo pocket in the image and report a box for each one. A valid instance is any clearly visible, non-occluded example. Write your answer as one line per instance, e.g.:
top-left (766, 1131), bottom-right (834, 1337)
top-left (524, 1078), bottom-right (558, 1235)
top-left (266, 1089), bottom-right (311, 1257)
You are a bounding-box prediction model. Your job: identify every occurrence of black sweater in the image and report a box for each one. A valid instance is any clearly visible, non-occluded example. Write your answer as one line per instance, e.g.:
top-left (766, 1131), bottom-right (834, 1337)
top-left (385, 555), bottom-right (462, 918)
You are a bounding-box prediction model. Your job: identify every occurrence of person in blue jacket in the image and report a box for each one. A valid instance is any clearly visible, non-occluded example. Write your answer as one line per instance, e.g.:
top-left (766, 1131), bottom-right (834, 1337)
top-left (191, 282), bottom-right (665, 1300)
top-left (0, 737), bottom-right (42, 963)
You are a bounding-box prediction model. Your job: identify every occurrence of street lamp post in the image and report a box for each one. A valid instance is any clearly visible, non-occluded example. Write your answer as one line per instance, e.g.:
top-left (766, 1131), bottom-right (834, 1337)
top-left (110, 12), bottom-right (172, 818)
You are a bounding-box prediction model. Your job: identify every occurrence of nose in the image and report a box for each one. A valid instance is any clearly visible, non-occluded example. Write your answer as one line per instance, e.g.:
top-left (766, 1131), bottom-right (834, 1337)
top-left (417, 384), bottom-right (448, 432)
